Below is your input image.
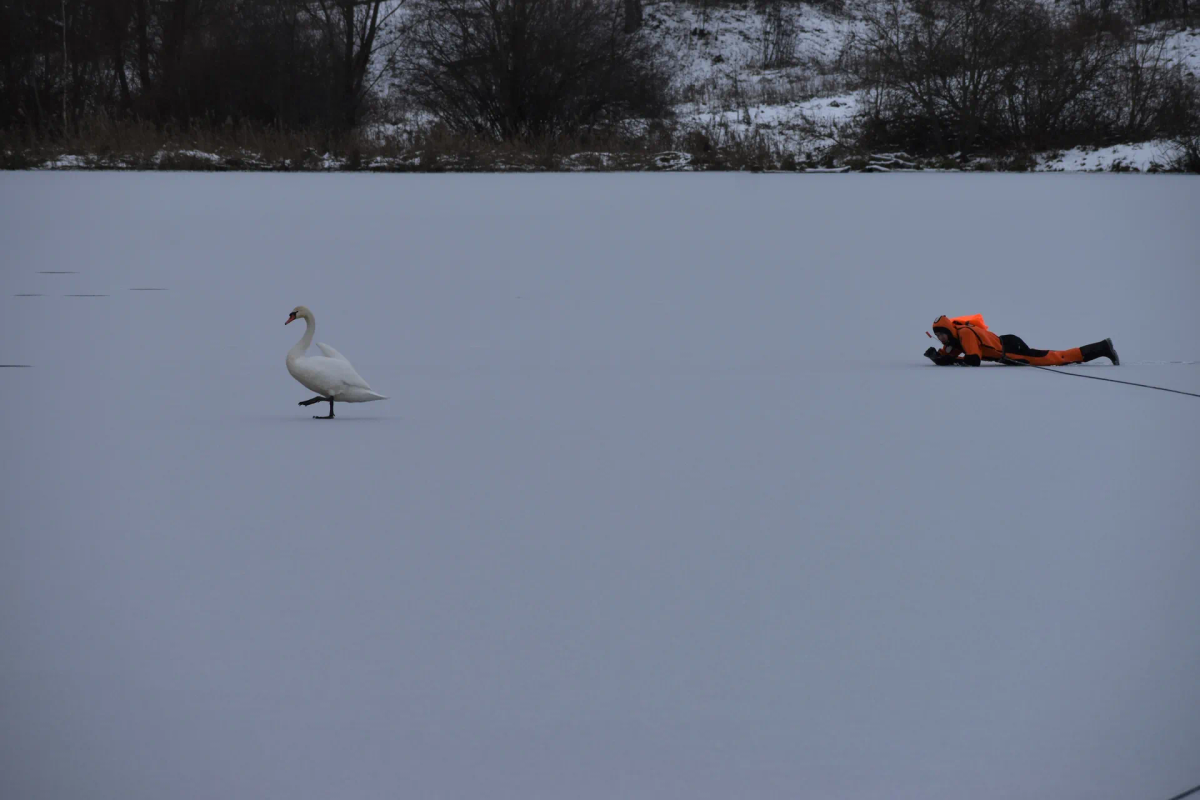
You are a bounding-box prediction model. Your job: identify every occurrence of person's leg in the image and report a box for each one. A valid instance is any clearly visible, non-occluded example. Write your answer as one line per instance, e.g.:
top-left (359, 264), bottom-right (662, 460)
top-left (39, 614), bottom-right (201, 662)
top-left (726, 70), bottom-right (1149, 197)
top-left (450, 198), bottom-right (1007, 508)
top-left (999, 334), bottom-right (1034, 355)
top-left (1007, 347), bottom-right (1086, 366)
top-left (1000, 334), bottom-right (1117, 366)
top-left (1080, 338), bottom-right (1119, 365)
top-left (1000, 334), bottom-right (1054, 357)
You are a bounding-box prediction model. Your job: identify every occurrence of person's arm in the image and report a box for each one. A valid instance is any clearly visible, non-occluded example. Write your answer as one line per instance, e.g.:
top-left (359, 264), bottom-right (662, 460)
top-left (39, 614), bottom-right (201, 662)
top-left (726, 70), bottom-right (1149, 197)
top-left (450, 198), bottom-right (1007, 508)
top-left (958, 329), bottom-right (983, 366)
top-left (924, 346), bottom-right (962, 366)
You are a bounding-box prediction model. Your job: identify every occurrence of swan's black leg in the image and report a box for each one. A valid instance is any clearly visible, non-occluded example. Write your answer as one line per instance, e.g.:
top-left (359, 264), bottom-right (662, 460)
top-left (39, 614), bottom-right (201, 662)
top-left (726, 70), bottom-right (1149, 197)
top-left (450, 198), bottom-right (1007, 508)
top-left (298, 396), bottom-right (326, 407)
top-left (313, 398), bottom-right (335, 420)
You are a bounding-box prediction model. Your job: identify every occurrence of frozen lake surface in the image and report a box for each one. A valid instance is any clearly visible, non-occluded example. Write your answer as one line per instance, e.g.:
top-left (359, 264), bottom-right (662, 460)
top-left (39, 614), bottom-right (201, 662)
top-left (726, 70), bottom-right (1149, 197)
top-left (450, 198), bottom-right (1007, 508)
top-left (2, 173), bottom-right (1199, 800)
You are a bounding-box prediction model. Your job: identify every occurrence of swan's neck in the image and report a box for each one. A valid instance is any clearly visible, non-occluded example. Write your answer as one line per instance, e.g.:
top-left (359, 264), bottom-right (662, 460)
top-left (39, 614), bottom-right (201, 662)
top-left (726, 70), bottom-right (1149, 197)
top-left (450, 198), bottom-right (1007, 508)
top-left (288, 315), bottom-right (315, 362)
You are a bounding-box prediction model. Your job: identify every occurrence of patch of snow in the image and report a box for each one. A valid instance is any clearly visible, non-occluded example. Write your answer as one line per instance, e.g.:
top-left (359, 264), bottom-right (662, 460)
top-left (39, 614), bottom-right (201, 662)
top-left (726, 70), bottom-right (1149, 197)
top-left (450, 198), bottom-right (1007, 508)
top-left (651, 150), bottom-right (694, 169)
top-left (152, 149), bottom-right (222, 166)
top-left (1158, 26), bottom-right (1200, 77)
top-left (646, 0), bottom-right (862, 102)
top-left (318, 152), bottom-right (345, 170)
top-left (1037, 140), bottom-right (1175, 172)
top-left (795, 91), bottom-right (860, 123)
top-left (562, 151), bottom-right (620, 170)
top-left (42, 154), bottom-right (92, 169)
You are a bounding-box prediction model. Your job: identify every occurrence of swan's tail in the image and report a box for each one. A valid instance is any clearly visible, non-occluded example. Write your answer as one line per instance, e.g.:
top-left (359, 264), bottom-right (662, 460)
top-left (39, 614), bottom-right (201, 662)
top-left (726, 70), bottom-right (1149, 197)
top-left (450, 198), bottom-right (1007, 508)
top-left (339, 387), bottom-right (389, 403)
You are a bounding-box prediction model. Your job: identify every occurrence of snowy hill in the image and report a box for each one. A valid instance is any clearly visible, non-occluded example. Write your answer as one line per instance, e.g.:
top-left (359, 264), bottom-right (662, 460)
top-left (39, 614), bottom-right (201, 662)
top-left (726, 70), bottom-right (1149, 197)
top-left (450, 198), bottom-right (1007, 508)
top-left (14, 1), bottom-right (1200, 171)
top-left (646, 0), bottom-right (1200, 171)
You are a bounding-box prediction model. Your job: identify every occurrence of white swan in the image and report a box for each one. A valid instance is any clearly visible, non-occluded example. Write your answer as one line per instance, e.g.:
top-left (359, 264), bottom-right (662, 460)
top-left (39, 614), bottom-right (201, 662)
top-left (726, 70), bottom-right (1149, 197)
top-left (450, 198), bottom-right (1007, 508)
top-left (285, 306), bottom-right (387, 419)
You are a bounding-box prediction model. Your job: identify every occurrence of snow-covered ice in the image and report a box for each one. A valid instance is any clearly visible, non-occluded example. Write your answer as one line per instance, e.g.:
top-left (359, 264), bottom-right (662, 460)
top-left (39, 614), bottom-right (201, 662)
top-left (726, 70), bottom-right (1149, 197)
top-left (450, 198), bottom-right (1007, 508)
top-left (2, 172), bottom-right (1199, 800)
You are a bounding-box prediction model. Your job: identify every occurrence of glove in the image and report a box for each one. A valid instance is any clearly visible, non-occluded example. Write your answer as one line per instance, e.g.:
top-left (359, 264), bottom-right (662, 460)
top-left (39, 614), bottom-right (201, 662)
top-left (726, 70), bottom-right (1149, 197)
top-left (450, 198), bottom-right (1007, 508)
top-left (926, 348), bottom-right (959, 366)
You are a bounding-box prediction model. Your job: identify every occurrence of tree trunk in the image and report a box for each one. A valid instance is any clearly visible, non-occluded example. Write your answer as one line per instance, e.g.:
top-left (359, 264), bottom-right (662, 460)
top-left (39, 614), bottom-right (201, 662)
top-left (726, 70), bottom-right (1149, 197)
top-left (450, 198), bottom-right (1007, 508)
top-left (62, 0), bottom-right (69, 133)
top-left (336, 2), bottom-right (353, 127)
top-left (624, 0), bottom-right (643, 33)
top-left (32, 52), bottom-right (45, 132)
top-left (331, 0), bottom-right (385, 129)
top-left (160, 0), bottom-right (191, 121)
top-left (105, 0), bottom-right (133, 112)
top-left (135, 0), bottom-right (150, 91)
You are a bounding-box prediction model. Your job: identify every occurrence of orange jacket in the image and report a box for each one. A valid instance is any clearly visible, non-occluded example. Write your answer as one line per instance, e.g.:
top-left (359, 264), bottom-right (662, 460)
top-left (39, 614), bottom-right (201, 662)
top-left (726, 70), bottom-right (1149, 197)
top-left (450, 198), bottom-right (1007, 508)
top-left (932, 314), bottom-right (1005, 366)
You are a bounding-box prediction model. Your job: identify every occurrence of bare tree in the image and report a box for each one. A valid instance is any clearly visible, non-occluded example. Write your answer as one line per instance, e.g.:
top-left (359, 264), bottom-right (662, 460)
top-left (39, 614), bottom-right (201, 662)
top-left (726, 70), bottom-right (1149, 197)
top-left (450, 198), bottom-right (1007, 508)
top-left (312, 0), bottom-right (405, 128)
top-left (400, 0), bottom-right (669, 141)
top-left (758, 0), bottom-right (796, 69)
top-left (847, 0), bottom-right (1198, 154)
top-left (0, 0), bottom-right (406, 132)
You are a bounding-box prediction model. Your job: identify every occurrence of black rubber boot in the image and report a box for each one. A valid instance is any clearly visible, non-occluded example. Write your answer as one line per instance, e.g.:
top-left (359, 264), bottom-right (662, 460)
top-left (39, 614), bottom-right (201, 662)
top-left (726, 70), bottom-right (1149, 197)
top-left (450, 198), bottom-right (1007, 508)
top-left (1081, 338), bottom-right (1119, 365)
top-left (1104, 338), bottom-right (1120, 365)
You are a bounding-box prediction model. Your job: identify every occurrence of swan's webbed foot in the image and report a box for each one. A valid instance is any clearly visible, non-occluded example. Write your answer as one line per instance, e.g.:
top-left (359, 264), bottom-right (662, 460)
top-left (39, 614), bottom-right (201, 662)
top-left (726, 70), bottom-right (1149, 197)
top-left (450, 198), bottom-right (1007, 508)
top-left (313, 398), bottom-right (335, 420)
top-left (298, 396), bottom-right (327, 407)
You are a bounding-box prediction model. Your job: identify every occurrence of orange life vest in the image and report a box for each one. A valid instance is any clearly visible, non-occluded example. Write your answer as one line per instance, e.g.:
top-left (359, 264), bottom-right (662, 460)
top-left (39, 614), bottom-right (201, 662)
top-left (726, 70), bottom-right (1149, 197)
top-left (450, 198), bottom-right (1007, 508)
top-left (948, 314), bottom-right (988, 331)
top-left (932, 314), bottom-right (1005, 361)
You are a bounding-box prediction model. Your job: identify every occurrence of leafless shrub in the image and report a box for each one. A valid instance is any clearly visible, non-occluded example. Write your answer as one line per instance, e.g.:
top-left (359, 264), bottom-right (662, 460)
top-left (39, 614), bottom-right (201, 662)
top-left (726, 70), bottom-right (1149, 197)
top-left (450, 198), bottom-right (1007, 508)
top-left (758, 0), bottom-right (798, 69)
top-left (846, 0), bottom-right (1200, 155)
top-left (0, 0), bottom-right (403, 135)
top-left (1166, 98), bottom-right (1200, 171)
top-left (1168, 131), bottom-right (1200, 171)
top-left (676, 69), bottom-right (852, 115)
top-left (676, 117), bottom-right (790, 169)
top-left (1100, 37), bottom-right (1198, 140)
top-left (1130, 0), bottom-right (1196, 24)
top-left (3, 113), bottom-right (377, 169)
top-left (397, 0), bottom-right (671, 142)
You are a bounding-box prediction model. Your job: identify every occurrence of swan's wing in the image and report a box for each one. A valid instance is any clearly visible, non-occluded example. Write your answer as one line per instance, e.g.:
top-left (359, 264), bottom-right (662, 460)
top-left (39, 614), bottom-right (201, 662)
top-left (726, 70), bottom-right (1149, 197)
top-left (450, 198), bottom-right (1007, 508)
top-left (291, 355), bottom-right (372, 396)
top-left (309, 356), bottom-right (372, 390)
top-left (315, 342), bottom-right (350, 362)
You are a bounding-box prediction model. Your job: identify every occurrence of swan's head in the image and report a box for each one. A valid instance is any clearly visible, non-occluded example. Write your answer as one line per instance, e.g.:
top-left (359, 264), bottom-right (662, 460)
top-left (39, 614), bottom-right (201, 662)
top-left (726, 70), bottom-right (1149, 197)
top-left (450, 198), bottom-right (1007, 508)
top-left (285, 306), bottom-right (312, 326)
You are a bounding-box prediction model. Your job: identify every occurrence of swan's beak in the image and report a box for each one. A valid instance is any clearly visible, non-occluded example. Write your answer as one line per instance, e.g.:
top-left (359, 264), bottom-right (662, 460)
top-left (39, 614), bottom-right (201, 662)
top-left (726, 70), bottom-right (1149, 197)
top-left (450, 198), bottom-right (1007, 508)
top-left (285, 315), bottom-right (295, 325)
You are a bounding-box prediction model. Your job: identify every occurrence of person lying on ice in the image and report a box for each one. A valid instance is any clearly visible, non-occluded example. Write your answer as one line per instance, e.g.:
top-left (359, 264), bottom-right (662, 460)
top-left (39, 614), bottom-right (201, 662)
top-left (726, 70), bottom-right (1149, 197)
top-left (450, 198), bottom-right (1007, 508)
top-left (923, 314), bottom-right (1119, 367)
